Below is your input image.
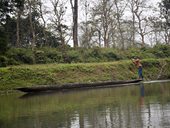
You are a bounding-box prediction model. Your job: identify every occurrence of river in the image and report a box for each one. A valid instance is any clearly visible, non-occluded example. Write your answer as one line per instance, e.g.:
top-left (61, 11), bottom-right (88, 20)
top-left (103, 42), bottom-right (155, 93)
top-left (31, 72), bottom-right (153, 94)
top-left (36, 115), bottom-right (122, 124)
top-left (0, 81), bottom-right (170, 128)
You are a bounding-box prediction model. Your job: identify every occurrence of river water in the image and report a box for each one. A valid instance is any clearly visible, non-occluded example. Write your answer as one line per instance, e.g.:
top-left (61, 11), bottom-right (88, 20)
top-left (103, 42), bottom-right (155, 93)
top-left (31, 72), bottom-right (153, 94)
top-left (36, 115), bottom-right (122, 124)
top-left (0, 81), bottom-right (170, 128)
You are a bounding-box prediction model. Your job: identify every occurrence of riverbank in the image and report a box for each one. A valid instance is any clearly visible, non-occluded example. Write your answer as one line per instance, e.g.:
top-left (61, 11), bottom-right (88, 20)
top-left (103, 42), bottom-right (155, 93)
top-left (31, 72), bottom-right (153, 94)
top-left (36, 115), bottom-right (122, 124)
top-left (0, 58), bottom-right (170, 92)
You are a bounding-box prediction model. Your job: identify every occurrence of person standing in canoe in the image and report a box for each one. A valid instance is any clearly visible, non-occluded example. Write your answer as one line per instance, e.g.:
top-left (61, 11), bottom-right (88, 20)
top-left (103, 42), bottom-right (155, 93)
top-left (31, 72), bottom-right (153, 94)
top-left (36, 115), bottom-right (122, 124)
top-left (132, 57), bottom-right (143, 80)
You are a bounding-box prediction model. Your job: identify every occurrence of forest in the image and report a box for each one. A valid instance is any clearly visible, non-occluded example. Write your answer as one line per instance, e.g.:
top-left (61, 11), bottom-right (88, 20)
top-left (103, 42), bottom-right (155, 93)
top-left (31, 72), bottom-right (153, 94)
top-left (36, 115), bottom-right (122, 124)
top-left (0, 0), bottom-right (170, 67)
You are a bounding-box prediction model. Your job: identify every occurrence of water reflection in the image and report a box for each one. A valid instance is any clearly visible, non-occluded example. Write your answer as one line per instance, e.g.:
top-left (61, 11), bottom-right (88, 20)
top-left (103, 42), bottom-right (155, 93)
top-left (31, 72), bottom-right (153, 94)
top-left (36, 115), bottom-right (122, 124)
top-left (0, 82), bottom-right (170, 128)
top-left (139, 83), bottom-right (145, 106)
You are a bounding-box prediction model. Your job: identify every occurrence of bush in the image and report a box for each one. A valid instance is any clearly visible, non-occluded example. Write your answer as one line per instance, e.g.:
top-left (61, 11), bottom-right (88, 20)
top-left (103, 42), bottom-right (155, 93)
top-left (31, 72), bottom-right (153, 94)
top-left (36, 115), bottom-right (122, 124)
top-left (65, 50), bottom-right (82, 63)
top-left (46, 51), bottom-right (63, 63)
top-left (34, 50), bottom-right (47, 64)
top-left (103, 51), bottom-right (122, 61)
top-left (142, 59), bottom-right (160, 67)
top-left (0, 56), bottom-right (8, 67)
top-left (90, 47), bottom-right (102, 59)
top-left (1, 45), bottom-right (169, 66)
top-left (125, 47), bottom-right (156, 59)
top-left (7, 58), bottom-right (20, 65)
top-left (6, 48), bottom-right (34, 64)
top-left (151, 44), bottom-right (170, 58)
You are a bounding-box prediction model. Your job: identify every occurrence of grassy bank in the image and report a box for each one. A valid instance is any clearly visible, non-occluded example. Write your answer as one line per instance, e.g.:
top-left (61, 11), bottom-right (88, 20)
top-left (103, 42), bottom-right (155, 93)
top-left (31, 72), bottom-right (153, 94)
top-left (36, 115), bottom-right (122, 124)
top-left (0, 58), bottom-right (170, 92)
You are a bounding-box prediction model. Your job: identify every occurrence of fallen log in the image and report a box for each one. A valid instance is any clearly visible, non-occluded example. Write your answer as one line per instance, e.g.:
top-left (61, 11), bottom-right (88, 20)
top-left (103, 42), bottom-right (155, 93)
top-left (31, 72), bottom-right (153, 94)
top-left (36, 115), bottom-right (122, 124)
top-left (16, 79), bottom-right (142, 93)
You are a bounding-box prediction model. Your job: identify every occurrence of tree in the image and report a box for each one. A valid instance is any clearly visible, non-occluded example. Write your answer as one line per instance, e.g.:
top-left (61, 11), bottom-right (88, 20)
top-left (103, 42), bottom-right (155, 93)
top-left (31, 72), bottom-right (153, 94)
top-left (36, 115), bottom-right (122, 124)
top-left (70, 0), bottom-right (78, 47)
top-left (79, 0), bottom-right (91, 48)
top-left (147, 16), bottom-right (165, 46)
top-left (0, 27), bottom-right (8, 54)
top-left (133, 0), bottom-right (154, 47)
top-left (114, 0), bottom-right (127, 49)
top-left (38, 0), bottom-right (49, 46)
top-left (160, 0), bottom-right (170, 44)
top-left (160, 0), bottom-right (170, 26)
top-left (127, 0), bottom-right (136, 46)
top-left (27, 0), bottom-right (36, 50)
top-left (0, 0), bottom-right (24, 51)
top-left (0, 0), bottom-right (14, 25)
top-left (91, 0), bottom-right (115, 48)
top-left (15, 0), bottom-right (25, 47)
top-left (50, 0), bottom-right (68, 47)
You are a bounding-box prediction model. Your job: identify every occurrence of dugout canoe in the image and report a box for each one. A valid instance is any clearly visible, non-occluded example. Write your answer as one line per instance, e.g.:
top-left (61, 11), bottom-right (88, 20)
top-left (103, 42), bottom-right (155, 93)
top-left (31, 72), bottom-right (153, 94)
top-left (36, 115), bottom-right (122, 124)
top-left (16, 79), bottom-right (142, 93)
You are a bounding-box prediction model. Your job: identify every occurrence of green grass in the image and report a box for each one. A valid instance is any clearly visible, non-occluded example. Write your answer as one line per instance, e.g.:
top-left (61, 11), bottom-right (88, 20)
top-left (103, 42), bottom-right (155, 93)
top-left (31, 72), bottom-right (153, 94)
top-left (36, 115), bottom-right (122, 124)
top-left (0, 58), bottom-right (170, 91)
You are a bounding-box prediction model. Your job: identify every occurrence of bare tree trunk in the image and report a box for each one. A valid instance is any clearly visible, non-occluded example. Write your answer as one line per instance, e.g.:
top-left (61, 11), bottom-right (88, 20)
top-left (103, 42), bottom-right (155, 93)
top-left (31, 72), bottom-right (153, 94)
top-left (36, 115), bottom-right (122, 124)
top-left (133, 0), bottom-right (144, 47)
top-left (102, 0), bottom-right (110, 48)
top-left (70, 0), bottom-right (78, 47)
top-left (39, 1), bottom-right (48, 47)
top-left (51, 0), bottom-right (67, 47)
top-left (85, 0), bottom-right (90, 48)
top-left (115, 0), bottom-right (124, 49)
top-left (136, 13), bottom-right (145, 47)
top-left (16, 10), bottom-right (21, 47)
top-left (165, 28), bottom-right (170, 45)
top-left (103, 29), bottom-right (109, 47)
top-left (98, 29), bottom-right (102, 47)
top-left (128, 0), bottom-right (136, 46)
top-left (132, 0), bottom-right (135, 46)
top-left (28, 0), bottom-right (36, 50)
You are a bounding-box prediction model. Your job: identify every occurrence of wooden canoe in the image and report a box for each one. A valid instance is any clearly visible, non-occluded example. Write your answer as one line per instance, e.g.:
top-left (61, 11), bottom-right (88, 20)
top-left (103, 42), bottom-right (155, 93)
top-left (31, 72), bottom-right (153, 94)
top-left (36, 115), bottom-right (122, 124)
top-left (16, 79), bottom-right (142, 93)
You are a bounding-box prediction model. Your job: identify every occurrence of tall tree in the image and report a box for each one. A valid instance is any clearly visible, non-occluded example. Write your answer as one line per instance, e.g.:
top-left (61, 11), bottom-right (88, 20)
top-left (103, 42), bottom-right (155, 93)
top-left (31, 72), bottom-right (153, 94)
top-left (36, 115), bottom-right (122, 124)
top-left (26, 0), bottom-right (40, 49)
top-left (114, 0), bottom-right (127, 49)
top-left (15, 0), bottom-right (25, 47)
top-left (27, 0), bottom-right (35, 49)
top-left (91, 0), bottom-right (115, 48)
top-left (160, 0), bottom-right (170, 44)
top-left (70, 0), bottom-right (78, 47)
top-left (133, 0), bottom-right (153, 47)
top-left (160, 0), bottom-right (170, 26)
top-left (79, 0), bottom-right (91, 48)
top-left (127, 0), bottom-right (136, 46)
top-left (0, 0), bottom-right (24, 51)
top-left (38, 0), bottom-right (48, 46)
top-left (0, 27), bottom-right (8, 54)
top-left (50, 0), bottom-right (68, 47)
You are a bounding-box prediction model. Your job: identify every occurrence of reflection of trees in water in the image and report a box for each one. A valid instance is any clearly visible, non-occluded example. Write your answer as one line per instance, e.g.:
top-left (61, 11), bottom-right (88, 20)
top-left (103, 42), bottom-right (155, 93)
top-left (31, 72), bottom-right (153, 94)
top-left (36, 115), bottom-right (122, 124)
top-left (62, 105), bottom-right (145, 128)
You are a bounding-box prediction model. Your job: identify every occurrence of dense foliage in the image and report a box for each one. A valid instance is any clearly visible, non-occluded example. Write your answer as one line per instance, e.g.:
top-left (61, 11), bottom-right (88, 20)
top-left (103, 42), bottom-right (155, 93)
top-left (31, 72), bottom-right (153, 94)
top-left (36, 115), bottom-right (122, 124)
top-left (0, 44), bottom-right (169, 67)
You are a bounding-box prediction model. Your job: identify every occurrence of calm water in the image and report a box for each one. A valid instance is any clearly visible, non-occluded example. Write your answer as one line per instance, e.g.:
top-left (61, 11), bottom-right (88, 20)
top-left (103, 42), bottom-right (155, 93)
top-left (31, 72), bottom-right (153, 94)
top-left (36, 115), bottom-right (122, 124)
top-left (0, 82), bottom-right (170, 128)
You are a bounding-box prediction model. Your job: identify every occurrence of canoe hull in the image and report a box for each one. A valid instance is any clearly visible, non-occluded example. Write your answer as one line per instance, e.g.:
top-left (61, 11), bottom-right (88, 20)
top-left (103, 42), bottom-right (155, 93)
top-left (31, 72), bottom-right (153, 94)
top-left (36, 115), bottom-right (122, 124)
top-left (16, 79), bottom-right (142, 93)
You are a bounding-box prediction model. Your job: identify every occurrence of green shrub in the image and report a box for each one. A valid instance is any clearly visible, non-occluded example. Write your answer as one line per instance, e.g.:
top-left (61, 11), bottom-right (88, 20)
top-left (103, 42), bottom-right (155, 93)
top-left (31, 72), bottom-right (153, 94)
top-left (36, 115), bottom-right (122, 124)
top-left (65, 50), bottom-right (82, 63)
top-left (125, 47), bottom-right (156, 59)
top-left (0, 56), bottom-right (8, 67)
top-left (6, 48), bottom-right (34, 64)
top-left (103, 51), bottom-right (122, 61)
top-left (142, 59), bottom-right (160, 67)
top-left (46, 51), bottom-right (63, 63)
top-left (34, 50), bottom-right (47, 64)
top-left (90, 47), bottom-right (102, 59)
top-left (151, 44), bottom-right (170, 58)
top-left (1, 45), bottom-right (169, 66)
top-left (7, 58), bottom-right (20, 65)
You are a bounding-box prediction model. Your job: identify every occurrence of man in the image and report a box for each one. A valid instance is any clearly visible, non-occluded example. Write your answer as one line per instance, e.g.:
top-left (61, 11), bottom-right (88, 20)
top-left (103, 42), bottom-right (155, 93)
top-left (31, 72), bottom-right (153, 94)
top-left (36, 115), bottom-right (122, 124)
top-left (132, 57), bottom-right (143, 80)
